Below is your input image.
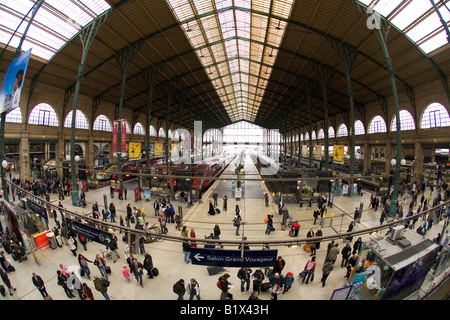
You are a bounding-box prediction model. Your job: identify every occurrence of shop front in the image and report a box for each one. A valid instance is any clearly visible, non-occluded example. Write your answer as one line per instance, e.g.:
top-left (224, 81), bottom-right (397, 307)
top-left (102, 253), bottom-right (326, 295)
top-left (1, 198), bottom-right (51, 253)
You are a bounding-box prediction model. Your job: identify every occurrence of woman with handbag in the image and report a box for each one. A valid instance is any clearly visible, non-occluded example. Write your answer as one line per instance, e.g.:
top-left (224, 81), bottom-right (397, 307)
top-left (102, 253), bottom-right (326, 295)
top-left (56, 270), bottom-right (75, 298)
top-left (94, 254), bottom-right (109, 280)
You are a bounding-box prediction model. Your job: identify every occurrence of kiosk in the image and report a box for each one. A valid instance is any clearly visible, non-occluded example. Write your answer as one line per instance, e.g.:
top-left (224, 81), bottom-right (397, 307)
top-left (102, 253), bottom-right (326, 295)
top-left (344, 227), bottom-right (440, 300)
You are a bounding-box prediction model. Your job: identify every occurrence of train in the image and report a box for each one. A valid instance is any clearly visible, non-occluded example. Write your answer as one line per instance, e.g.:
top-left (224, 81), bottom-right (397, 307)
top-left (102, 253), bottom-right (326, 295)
top-left (148, 158), bottom-right (228, 193)
top-left (96, 163), bottom-right (118, 181)
top-left (110, 157), bottom-right (165, 182)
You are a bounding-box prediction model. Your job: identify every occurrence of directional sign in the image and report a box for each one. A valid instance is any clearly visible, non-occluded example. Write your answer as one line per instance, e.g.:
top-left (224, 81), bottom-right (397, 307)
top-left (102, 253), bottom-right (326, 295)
top-left (190, 248), bottom-right (278, 268)
top-left (66, 218), bottom-right (115, 248)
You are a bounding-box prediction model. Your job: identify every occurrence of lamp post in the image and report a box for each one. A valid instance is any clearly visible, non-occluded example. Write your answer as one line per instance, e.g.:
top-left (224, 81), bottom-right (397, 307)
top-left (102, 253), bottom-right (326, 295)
top-left (67, 154), bottom-right (80, 206)
top-left (1, 160), bottom-right (9, 201)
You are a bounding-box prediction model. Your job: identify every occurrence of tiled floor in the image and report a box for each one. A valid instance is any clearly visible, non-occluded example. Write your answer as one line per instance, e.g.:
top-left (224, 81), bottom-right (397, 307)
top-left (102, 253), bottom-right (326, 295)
top-left (0, 155), bottom-right (445, 301)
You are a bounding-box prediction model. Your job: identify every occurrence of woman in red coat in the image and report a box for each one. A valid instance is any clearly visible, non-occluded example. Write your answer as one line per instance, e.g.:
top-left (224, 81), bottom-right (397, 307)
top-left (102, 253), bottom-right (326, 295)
top-left (190, 229), bottom-right (197, 247)
top-left (301, 256), bottom-right (316, 284)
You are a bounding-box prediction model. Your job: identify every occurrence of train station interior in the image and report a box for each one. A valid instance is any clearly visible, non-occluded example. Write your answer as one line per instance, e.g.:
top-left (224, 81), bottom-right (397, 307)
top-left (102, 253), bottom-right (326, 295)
top-left (0, 0), bottom-right (450, 303)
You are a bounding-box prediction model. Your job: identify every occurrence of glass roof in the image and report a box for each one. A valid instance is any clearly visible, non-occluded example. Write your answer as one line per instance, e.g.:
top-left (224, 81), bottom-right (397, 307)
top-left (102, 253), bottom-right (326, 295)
top-left (166, 0), bottom-right (294, 123)
top-left (359, 0), bottom-right (450, 54)
top-left (0, 0), bottom-right (111, 62)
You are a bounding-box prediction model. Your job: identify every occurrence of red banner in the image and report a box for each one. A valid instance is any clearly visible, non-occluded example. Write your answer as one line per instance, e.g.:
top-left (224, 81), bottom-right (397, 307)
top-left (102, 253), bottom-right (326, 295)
top-left (81, 180), bottom-right (87, 191)
top-left (112, 120), bottom-right (118, 153)
top-left (121, 120), bottom-right (127, 153)
top-left (134, 187), bottom-right (140, 201)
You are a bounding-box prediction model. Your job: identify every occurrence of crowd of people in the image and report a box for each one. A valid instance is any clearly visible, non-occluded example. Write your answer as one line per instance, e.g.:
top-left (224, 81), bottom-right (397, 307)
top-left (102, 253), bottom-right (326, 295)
top-left (0, 168), bottom-right (449, 300)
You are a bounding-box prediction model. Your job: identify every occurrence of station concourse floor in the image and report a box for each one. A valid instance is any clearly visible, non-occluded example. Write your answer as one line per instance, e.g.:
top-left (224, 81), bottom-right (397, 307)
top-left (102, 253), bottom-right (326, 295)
top-left (1, 155), bottom-right (445, 301)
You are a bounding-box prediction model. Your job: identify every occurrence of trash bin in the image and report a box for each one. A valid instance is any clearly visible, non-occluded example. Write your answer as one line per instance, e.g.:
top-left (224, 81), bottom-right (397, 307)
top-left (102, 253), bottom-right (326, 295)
top-left (47, 231), bottom-right (57, 249)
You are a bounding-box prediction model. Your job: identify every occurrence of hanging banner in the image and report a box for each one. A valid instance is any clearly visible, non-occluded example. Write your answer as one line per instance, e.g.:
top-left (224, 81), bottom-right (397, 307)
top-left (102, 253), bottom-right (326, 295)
top-left (0, 49), bottom-right (32, 114)
top-left (301, 145), bottom-right (308, 157)
top-left (129, 142), bottom-right (141, 159)
top-left (134, 187), bottom-right (140, 201)
top-left (112, 120), bottom-right (118, 153)
top-left (155, 142), bottom-right (163, 156)
top-left (333, 145), bottom-right (345, 163)
top-left (314, 145), bottom-right (322, 159)
top-left (121, 120), bottom-right (127, 153)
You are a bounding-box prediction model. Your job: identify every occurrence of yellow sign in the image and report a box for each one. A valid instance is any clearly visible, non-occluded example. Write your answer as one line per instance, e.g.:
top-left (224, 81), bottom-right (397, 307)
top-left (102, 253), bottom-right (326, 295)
top-left (154, 142), bottom-right (163, 156)
top-left (301, 145), bottom-right (308, 157)
top-left (171, 143), bottom-right (177, 154)
top-left (314, 145), bottom-right (322, 159)
top-left (129, 142), bottom-right (141, 159)
top-left (333, 145), bottom-right (344, 163)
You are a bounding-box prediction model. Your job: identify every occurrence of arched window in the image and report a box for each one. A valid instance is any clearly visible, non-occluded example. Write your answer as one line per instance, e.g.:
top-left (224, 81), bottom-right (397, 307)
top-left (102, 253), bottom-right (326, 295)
top-left (64, 110), bottom-right (89, 129)
top-left (168, 129), bottom-right (172, 139)
top-left (368, 115), bottom-right (387, 134)
top-left (337, 124), bottom-right (348, 137)
top-left (93, 114), bottom-right (112, 132)
top-left (355, 120), bottom-right (365, 135)
top-left (133, 122), bottom-right (145, 135)
top-left (149, 125), bottom-right (156, 137)
top-left (420, 103), bottom-right (450, 128)
top-left (300, 133), bottom-right (304, 141)
top-left (304, 132), bottom-right (309, 141)
top-left (328, 127), bottom-right (335, 138)
top-left (318, 129), bottom-right (324, 139)
top-left (311, 130), bottom-right (316, 140)
top-left (28, 103), bottom-right (58, 126)
top-left (158, 127), bottom-right (165, 138)
top-left (5, 107), bottom-right (22, 123)
top-left (391, 110), bottom-right (416, 131)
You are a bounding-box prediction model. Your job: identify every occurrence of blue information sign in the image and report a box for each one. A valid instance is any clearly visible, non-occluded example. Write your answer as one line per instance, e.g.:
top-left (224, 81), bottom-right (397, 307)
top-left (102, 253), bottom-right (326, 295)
top-left (66, 218), bottom-right (116, 248)
top-left (190, 248), bottom-right (278, 268)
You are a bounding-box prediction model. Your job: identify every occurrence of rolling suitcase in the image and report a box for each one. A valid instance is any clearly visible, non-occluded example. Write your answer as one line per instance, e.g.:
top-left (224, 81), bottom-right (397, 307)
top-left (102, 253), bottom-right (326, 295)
top-left (105, 266), bottom-right (111, 274)
top-left (260, 282), bottom-right (272, 292)
top-left (207, 266), bottom-right (222, 276)
top-left (56, 235), bottom-right (63, 247)
top-left (151, 268), bottom-right (159, 277)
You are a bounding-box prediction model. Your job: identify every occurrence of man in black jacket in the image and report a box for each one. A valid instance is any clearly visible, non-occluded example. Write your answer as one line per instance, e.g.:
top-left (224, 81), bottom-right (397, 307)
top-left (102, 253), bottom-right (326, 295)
top-left (173, 279), bottom-right (186, 300)
top-left (237, 267), bottom-right (252, 293)
top-left (32, 273), bottom-right (49, 299)
top-left (143, 253), bottom-right (154, 279)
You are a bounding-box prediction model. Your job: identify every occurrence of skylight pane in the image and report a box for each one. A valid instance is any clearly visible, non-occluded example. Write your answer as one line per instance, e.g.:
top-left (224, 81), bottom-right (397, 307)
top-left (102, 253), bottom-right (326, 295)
top-left (406, 14), bottom-right (442, 42)
top-left (167, 0), bottom-right (294, 122)
top-left (358, 0), bottom-right (449, 54)
top-left (0, 0), bottom-right (111, 62)
top-left (389, 0), bottom-right (432, 30)
top-left (419, 30), bottom-right (448, 53)
top-left (371, 0), bottom-right (403, 17)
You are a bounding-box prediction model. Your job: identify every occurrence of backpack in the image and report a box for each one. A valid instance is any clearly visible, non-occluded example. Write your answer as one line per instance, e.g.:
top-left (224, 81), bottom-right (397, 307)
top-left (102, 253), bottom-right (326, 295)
top-left (217, 279), bottom-right (225, 289)
top-left (306, 261), bottom-right (314, 271)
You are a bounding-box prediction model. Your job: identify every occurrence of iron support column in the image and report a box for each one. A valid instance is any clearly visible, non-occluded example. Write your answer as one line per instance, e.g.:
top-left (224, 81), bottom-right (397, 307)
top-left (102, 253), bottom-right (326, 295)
top-left (143, 65), bottom-right (162, 187)
top-left (352, 1), bottom-right (403, 216)
top-left (329, 39), bottom-right (358, 197)
top-left (114, 44), bottom-right (142, 192)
